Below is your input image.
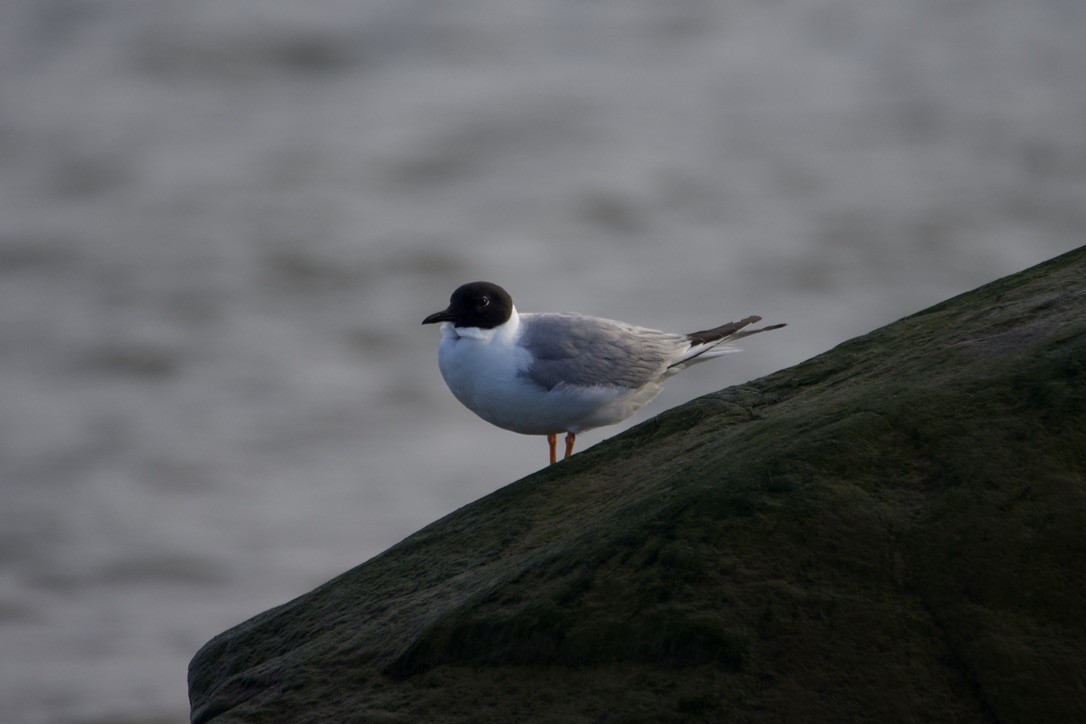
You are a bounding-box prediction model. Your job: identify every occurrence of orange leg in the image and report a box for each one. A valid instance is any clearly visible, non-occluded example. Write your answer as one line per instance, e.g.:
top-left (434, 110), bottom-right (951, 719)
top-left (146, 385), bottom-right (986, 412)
top-left (547, 433), bottom-right (557, 465)
top-left (564, 432), bottom-right (576, 460)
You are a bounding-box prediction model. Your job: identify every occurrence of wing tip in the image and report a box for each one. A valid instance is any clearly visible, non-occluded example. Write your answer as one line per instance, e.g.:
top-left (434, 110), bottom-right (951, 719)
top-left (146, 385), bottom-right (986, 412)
top-left (685, 315), bottom-right (765, 345)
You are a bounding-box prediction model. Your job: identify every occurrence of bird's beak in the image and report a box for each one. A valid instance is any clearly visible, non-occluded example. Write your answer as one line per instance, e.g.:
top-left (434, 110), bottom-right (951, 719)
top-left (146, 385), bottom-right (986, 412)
top-left (422, 308), bottom-right (456, 325)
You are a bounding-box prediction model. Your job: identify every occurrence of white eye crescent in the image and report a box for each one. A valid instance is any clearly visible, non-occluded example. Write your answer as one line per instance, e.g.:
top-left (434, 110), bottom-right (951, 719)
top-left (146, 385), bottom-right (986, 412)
top-left (480, 297), bottom-right (490, 307)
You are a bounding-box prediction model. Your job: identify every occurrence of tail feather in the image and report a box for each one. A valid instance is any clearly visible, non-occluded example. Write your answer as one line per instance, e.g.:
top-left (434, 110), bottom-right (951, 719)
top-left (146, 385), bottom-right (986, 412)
top-left (670, 317), bottom-right (786, 369)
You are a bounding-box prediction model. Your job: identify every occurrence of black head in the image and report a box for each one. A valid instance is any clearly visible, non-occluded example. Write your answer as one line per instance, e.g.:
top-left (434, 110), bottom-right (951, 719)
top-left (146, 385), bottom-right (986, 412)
top-left (422, 281), bottom-right (514, 329)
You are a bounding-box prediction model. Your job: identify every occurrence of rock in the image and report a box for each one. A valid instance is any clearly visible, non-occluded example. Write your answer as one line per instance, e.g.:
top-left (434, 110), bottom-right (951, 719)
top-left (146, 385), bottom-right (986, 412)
top-left (189, 247), bottom-right (1086, 723)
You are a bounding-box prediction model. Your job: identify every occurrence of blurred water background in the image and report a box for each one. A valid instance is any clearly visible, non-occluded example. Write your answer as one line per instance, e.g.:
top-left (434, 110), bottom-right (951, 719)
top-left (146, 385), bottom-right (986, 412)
top-left (0, 0), bottom-right (1083, 721)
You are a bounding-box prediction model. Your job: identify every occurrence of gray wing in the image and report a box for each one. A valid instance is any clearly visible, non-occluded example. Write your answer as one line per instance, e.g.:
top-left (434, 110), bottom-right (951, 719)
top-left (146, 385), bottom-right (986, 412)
top-left (518, 313), bottom-right (688, 391)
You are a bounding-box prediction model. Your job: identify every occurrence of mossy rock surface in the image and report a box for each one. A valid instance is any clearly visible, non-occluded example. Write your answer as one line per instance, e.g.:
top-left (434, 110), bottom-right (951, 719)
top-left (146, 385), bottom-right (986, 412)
top-left (190, 247), bottom-right (1086, 723)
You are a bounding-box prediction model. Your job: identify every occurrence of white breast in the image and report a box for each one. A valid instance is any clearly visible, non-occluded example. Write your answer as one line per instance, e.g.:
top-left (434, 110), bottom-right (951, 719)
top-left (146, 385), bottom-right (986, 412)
top-left (436, 313), bottom-right (535, 431)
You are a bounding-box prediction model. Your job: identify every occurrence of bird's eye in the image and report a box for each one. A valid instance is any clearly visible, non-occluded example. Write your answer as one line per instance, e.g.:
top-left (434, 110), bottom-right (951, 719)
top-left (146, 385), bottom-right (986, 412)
top-left (479, 297), bottom-right (490, 307)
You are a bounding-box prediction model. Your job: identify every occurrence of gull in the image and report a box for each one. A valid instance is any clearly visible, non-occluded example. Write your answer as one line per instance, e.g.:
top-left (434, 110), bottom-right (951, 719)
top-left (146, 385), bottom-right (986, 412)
top-left (423, 281), bottom-right (784, 465)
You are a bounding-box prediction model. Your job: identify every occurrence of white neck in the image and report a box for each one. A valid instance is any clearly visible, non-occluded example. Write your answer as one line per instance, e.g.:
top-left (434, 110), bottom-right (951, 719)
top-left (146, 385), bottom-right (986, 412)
top-left (442, 305), bottom-right (520, 342)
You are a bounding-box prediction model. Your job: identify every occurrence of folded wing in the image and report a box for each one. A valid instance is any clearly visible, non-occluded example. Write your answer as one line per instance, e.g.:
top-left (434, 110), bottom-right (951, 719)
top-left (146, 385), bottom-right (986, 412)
top-left (518, 313), bottom-right (687, 391)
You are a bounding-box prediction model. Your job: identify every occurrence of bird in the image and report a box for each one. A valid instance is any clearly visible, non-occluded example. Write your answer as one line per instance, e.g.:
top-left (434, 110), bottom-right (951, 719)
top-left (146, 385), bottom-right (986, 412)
top-left (422, 281), bottom-right (785, 465)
